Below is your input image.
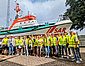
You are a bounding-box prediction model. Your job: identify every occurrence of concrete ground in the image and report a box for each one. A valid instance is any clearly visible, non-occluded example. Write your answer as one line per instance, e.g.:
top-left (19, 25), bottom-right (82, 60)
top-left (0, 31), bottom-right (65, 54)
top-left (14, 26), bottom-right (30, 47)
top-left (0, 48), bottom-right (85, 66)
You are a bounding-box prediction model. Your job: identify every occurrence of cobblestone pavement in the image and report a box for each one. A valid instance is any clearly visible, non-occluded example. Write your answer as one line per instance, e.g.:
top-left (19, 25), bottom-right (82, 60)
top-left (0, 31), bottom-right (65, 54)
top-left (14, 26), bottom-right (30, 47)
top-left (0, 48), bottom-right (84, 66)
top-left (7, 56), bottom-right (55, 66)
top-left (39, 53), bottom-right (85, 66)
top-left (0, 61), bottom-right (23, 66)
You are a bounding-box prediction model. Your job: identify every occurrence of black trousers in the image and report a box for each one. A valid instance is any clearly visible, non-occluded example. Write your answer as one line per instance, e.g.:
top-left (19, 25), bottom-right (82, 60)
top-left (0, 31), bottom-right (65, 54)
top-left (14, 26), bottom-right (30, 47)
top-left (58, 45), bottom-right (63, 56)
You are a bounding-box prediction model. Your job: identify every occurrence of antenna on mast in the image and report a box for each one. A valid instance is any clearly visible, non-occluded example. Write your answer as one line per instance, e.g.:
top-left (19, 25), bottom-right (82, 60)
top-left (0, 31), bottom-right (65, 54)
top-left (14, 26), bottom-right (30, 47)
top-left (14, 0), bottom-right (21, 19)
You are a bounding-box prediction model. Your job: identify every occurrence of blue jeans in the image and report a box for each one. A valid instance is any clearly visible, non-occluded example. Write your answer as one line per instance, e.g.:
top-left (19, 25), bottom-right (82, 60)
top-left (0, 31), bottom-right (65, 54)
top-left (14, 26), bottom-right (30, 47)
top-left (55, 46), bottom-right (58, 55)
top-left (45, 46), bottom-right (50, 56)
top-left (9, 43), bottom-right (14, 55)
top-left (62, 45), bottom-right (67, 56)
top-left (75, 47), bottom-right (81, 61)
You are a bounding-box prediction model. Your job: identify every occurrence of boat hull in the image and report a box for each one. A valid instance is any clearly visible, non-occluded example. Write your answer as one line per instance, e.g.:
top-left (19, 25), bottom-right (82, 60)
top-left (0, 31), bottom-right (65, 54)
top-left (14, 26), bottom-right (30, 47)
top-left (8, 22), bottom-right (72, 36)
top-left (0, 20), bottom-right (72, 38)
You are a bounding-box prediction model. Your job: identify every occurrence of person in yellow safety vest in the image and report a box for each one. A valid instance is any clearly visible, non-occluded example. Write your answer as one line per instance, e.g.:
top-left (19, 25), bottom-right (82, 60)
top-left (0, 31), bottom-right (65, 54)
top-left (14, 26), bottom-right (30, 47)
top-left (68, 31), bottom-right (75, 57)
top-left (15, 37), bottom-right (19, 55)
top-left (2, 37), bottom-right (8, 45)
top-left (58, 33), bottom-right (63, 57)
top-left (31, 35), bottom-right (36, 56)
top-left (62, 33), bottom-right (68, 58)
top-left (68, 31), bottom-right (81, 63)
top-left (37, 35), bottom-right (43, 57)
top-left (24, 36), bottom-right (29, 56)
top-left (49, 34), bottom-right (54, 56)
top-left (52, 34), bottom-right (59, 57)
top-left (18, 36), bottom-right (24, 55)
top-left (50, 34), bottom-right (56, 56)
top-left (77, 39), bottom-right (82, 62)
top-left (45, 34), bottom-right (50, 58)
top-left (43, 35), bottom-right (47, 47)
top-left (72, 32), bottom-right (82, 63)
top-left (65, 33), bottom-right (69, 46)
top-left (33, 36), bottom-right (38, 56)
top-left (65, 32), bottom-right (71, 57)
top-left (2, 36), bottom-right (9, 55)
top-left (28, 37), bottom-right (32, 55)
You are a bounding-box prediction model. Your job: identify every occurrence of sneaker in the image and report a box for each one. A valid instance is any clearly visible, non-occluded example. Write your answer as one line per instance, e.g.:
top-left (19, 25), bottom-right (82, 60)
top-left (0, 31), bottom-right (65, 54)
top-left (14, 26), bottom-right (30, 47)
top-left (76, 61), bottom-right (81, 64)
top-left (69, 55), bottom-right (71, 57)
top-left (27, 55), bottom-right (29, 56)
top-left (12, 53), bottom-right (13, 55)
top-left (71, 56), bottom-right (74, 59)
top-left (47, 56), bottom-right (49, 58)
top-left (67, 56), bottom-right (69, 59)
top-left (61, 56), bottom-right (64, 58)
top-left (16, 54), bottom-right (19, 55)
top-left (21, 54), bottom-right (23, 55)
top-left (80, 58), bottom-right (82, 61)
top-left (72, 59), bottom-right (75, 61)
top-left (9, 53), bottom-right (11, 55)
top-left (45, 56), bottom-right (47, 58)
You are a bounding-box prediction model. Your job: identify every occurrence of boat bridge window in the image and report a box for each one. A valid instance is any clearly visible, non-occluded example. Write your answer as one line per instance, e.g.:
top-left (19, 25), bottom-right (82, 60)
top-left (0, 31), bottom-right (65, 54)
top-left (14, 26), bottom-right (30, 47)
top-left (29, 18), bottom-right (33, 20)
top-left (32, 21), bottom-right (34, 22)
top-left (20, 23), bottom-right (22, 24)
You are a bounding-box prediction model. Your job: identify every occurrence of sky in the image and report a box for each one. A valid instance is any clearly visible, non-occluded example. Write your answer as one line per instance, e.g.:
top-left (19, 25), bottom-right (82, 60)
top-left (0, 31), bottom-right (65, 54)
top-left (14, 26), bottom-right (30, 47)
top-left (0, 0), bottom-right (85, 35)
top-left (0, 0), bottom-right (66, 26)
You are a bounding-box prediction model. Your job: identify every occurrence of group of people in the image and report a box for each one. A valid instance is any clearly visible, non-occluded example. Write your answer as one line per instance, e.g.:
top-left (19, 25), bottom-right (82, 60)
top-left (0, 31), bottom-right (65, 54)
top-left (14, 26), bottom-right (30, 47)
top-left (0, 31), bottom-right (82, 63)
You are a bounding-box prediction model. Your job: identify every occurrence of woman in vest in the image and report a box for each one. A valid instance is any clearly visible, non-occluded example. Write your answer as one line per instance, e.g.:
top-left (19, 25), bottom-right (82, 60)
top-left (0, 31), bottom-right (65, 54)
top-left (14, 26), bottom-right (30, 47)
top-left (58, 33), bottom-right (63, 57)
top-left (37, 35), bottom-right (43, 57)
top-left (45, 34), bottom-right (50, 58)
top-left (24, 36), bottom-right (29, 56)
top-left (2, 36), bottom-right (8, 55)
top-left (19, 36), bottom-right (24, 55)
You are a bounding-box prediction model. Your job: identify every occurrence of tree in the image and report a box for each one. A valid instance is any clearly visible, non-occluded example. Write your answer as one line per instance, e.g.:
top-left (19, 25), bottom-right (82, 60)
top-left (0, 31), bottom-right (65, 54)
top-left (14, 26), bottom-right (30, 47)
top-left (65, 0), bottom-right (85, 30)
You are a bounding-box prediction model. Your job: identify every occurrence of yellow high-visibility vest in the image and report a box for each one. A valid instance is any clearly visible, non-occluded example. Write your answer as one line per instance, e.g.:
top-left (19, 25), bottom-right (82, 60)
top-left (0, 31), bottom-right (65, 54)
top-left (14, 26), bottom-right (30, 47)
top-left (2, 38), bottom-right (8, 45)
top-left (25, 38), bottom-right (29, 45)
top-left (66, 35), bottom-right (69, 43)
top-left (69, 35), bottom-right (76, 47)
top-left (53, 37), bottom-right (57, 46)
top-left (38, 38), bottom-right (43, 46)
top-left (43, 37), bottom-right (47, 46)
top-left (34, 39), bottom-right (38, 46)
top-left (15, 38), bottom-right (19, 46)
top-left (29, 39), bottom-right (32, 46)
top-left (49, 37), bottom-right (53, 46)
top-left (46, 37), bottom-right (50, 46)
top-left (19, 39), bottom-right (24, 46)
top-left (58, 36), bottom-right (63, 45)
top-left (62, 36), bottom-right (67, 46)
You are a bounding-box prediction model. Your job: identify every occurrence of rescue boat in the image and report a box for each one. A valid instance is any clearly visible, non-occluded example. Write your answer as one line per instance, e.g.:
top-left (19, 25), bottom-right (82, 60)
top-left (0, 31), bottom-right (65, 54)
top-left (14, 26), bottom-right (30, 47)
top-left (0, 1), bottom-right (72, 37)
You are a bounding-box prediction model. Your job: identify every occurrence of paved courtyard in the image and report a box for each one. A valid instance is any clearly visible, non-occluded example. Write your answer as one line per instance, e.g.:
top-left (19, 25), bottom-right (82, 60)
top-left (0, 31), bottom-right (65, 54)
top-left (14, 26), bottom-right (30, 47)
top-left (0, 48), bottom-right (85, 66)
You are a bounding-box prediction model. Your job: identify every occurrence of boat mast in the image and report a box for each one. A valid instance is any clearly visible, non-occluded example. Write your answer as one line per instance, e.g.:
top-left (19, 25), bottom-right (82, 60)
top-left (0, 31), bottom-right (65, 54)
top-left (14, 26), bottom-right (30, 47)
top-left (7, 0), bottom-right (10, 27)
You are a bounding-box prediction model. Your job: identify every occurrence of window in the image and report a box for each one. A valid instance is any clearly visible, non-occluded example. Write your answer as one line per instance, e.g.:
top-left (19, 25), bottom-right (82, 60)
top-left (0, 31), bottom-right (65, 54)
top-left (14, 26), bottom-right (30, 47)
top-left (32, 21), bottom-right (34, 22)
top-left (20, 23), bottom-right (22, 24)
top-left (29, 18), bottom-right (33, 20)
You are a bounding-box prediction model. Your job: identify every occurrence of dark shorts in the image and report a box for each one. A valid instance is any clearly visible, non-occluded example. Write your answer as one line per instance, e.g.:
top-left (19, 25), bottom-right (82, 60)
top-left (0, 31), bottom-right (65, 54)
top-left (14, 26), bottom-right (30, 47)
top-left (16, 46), bottom-right (19, 49)
top-left (16, 45), bottom-right (23, 49)
top-left (2, 45), bottom-right (8, 50)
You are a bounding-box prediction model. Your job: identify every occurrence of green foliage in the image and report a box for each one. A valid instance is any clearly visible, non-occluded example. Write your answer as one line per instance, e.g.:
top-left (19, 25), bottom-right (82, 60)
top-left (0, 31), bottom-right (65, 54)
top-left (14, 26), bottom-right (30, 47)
top-left (65, 0), bottom-right (85, 30)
